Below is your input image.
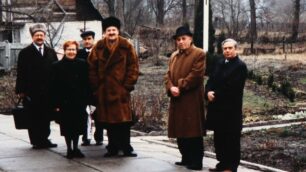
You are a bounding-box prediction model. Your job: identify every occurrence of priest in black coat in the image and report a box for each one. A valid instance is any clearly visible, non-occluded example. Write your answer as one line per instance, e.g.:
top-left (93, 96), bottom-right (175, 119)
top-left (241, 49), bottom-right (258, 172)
top-left (205, 39), bottom-right (248, 172)
top-left (77, 30), bottom-right (104, 146)
top-left (15, 24), bottom-right (58, 149)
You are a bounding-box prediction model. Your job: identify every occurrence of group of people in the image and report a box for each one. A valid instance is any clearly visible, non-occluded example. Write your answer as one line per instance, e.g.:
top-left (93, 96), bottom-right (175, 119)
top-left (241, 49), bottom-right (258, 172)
top-left (15, 16), bottom-right (247, 172)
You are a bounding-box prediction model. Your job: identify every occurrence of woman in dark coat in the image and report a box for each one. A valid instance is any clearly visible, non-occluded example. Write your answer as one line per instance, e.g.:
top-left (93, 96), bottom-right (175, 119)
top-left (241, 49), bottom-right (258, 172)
top-left (51, 40), bottom-right (90, 159)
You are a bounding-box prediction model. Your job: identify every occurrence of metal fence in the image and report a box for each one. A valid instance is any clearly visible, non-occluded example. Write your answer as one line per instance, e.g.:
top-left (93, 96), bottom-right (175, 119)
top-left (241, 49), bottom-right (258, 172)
top-left (0, 41), bottom-right (26, 71)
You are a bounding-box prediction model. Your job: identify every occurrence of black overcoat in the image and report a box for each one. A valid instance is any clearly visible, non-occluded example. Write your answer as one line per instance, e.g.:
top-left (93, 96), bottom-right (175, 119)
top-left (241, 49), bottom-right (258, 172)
top-left (15, 43), bottom-right (58, 119)
top-left (76, 48), bottom-right (90, 60)
top-left (50, 57), bottom-right (90, 136)
top-left (205, 56), bottom-right (247, 132)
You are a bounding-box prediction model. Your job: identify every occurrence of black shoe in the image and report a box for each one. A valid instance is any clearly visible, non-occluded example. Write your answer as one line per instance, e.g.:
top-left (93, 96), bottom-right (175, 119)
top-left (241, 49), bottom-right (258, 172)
top-left (32, 143), bottom-right (57, 149)
top-left (209, 167), bottom-right (223, 171)
top-left (46, 142), bottom-right (57, 148)
top-left (95, 142), bottom-right (103, 146)
top-left (104, 152), bottom-right (118, 157)
top-left (81, 141), bottom-right (90, 146)
top-left (123, 152), bottom-right (137, 157)
top-left (187, 163), bottom-right (203, 171)
top-left (175, 161), bottom-right (188, 166)
top-left (66, 150), bottom-right (74, 159)
top-left (73, 149), bottom-right (85, 158)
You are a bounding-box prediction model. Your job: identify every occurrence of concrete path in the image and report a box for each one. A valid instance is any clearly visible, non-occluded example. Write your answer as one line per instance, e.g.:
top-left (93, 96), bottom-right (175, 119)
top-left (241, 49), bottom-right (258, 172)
top-left (0, 114), bottom-right (273, 172)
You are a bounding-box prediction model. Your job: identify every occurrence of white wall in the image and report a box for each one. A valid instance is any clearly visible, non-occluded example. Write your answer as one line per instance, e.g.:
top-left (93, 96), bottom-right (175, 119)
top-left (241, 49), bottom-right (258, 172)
top-left (19, 20), bottom-right (103, 54)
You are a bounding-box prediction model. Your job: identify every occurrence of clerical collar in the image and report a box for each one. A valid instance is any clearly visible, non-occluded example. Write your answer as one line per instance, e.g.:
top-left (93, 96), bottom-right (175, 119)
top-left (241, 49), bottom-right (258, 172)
top-left (85, 48), bottom-right (92, 52)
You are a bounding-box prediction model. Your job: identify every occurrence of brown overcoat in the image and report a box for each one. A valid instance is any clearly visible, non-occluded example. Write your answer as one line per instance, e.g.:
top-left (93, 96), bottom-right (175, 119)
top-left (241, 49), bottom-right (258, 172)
top-left (87, 36), bottom-right (139, 123)
top-left (165, 45), bottom-right (206, 138)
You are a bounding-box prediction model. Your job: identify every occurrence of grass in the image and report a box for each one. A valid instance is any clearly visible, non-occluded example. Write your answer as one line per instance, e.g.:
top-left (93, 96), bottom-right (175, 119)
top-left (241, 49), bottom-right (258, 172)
top-left (300, 77), bottom-right (306, 85)
top-left (243, 89), bottom-right (273, 113)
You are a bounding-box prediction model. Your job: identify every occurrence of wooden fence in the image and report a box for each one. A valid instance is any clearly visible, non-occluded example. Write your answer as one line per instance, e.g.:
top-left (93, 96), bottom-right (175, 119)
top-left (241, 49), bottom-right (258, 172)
top-left (0, 41), bottom-right (26, 71)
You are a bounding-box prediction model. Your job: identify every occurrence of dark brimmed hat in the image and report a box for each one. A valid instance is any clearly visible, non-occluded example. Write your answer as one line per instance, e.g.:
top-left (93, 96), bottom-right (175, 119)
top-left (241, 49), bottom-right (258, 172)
top-left (29, 24), bottom-right (46, 36)
top-left (80, 30), bottom-right (95, 38)
top-left (103, 16), bottom-right (121, 32)
top-left (172, 26), bottom-right (193, 39)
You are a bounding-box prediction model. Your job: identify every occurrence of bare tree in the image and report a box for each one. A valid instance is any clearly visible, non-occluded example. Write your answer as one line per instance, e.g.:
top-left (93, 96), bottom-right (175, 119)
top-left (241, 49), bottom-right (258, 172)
top-left (182, 0), bottom-right (187, 25)
top-left (212, 0), bottom-right (248, 39)
top-left (103, 0), bottom-right (116, 16)
top-left (249, 0), bottom-right (257, 53)
top-left (148, 0), bottom-right (179, 27)
top-left (291, 0), bottom-right (300, 42)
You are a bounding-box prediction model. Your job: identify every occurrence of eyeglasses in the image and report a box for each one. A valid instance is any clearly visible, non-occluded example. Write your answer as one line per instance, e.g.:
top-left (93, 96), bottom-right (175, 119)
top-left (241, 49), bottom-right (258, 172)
top-left (66, 48), bottom-right (77, 51)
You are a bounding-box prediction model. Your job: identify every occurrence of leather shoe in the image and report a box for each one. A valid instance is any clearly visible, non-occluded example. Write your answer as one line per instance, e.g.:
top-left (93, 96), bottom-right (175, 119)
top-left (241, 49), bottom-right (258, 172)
top-left (187, 163), bottom-right (203, 171)
top-left (81, 141), bottom-right (90, 146)
top-left (95, 142), bottom-right (103, 146)
top-left (175, 161), bottom-right (188, 166)
top-left (104, 152), bottom-right (118, 157)
top-left (73, 149), bottom-right (85, 158)
top-left (123, 152), bottom-right (137, 157)
top-left (46, 142), bottom-right (57, 148)
top-left (66, 150), bottom-right (73, 159)
top-left (209, 167), bottom-right (223, 171)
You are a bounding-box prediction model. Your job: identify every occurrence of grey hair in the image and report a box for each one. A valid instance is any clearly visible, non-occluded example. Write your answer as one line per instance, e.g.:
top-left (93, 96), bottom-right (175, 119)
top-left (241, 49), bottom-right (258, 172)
top-left (222, 38), bottom-right (238, 48)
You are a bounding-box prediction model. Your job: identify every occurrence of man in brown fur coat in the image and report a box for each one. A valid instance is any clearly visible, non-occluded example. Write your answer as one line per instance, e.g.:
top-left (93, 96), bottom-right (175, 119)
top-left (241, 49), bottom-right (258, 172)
top-left (88, 16), bottom-right (139, 157)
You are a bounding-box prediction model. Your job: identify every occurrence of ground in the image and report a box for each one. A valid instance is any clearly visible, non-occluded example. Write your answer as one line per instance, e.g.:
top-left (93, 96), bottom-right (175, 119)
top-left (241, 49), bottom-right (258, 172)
top-left (0, 52), bottom-right (305, 171)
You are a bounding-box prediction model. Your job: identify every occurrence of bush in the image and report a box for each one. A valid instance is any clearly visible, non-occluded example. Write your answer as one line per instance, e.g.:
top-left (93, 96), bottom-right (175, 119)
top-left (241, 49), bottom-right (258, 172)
top-left (256, 75), bottom-right (263, 85)
top-left (248, 70), bottom-right (255, 80)
top-left (267, 73), bottom-right (274, 87)
top-left (280, 80), bottom-right (295, 102)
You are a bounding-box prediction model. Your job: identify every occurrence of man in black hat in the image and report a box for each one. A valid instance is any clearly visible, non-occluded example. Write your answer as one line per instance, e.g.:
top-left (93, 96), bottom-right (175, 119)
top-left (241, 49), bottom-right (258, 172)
top-left (165, 25), bottom-right (206, 170)
top-left (77, 30), bottom-right (104, 146)
top-left (88, 16), bottom-right (139, 157)
top-left (16, 23), bottom-right (58, 149)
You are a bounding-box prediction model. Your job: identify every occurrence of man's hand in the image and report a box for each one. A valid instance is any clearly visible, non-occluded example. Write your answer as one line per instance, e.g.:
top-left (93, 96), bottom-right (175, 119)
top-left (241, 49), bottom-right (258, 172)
top-left (18, 93), bottom-right (25, 99)
top-left (207, 91), bottom-right (215, 102)
top-left (170, 86), bottom-right (180, 97)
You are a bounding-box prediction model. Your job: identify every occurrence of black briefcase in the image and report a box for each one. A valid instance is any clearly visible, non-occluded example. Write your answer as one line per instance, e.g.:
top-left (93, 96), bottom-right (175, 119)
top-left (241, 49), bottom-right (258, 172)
top-left (12, 98), bottom-right (30, 129)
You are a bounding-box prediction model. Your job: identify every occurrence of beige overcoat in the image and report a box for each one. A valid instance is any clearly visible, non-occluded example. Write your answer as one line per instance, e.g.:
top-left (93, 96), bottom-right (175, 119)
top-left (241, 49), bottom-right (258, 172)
top-left (165, 45), bottom-right (206, 138)
top-left (88, 36), bottom-right (139, 123)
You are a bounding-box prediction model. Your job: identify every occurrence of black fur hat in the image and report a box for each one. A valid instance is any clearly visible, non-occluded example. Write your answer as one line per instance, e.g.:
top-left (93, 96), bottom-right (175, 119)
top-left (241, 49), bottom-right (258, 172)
top-left (103, 16), bottom-right (121, 32)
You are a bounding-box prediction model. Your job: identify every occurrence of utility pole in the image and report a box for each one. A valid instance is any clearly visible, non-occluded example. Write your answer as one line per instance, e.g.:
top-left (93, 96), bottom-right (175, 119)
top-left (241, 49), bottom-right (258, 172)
top-left (203, 0), bottom-right (209, 52)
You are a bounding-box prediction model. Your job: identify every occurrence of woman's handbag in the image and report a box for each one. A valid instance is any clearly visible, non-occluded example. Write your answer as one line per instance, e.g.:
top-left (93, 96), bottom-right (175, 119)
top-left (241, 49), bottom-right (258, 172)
top-left (11, 97), bottom-right (30, 129)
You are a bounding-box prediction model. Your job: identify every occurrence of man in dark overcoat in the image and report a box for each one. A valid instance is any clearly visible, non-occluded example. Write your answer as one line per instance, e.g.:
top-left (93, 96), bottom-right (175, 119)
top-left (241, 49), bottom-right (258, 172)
top-left (77, 30), bottom-right (104, 146)
top-left (15, 23), bottom-right (58, 149)
top-left (165, 26), bottom-right (206, 171)
top-left (205, 38), bottom-right (248, 172)
top-left (88, 16), bottom-right (139, 157)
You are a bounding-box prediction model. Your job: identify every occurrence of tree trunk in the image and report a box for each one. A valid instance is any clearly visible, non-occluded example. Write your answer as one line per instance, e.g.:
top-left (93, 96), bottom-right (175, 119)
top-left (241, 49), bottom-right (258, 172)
top-left (193, 0), bottom-right (203, 48)
top-left (104, 0), bottom-right (115, 16)
top-left (249, 0), bottom-right (257, 54)
top-left (156, 0), bottom-right (165, 27)
top-left (115, 0), bottom-right (125, 29)
top-left (182, 0), bottom-right (187, 25)
top-left (291, 0), bottom-right (300, 42)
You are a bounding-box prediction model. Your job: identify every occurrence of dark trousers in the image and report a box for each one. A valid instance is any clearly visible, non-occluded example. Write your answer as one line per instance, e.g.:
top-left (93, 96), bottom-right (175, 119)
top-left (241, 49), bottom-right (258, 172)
top-left (94, 121), bottom-right (104, 143)
top-left (177, 137), bottom-right (204, 166)
top-left (214, 131), bottom-right (241, 172)
top-left (106, 123), bottom-right (133, 154)
top-left (28, 119), bottom-right (51, 146)
top-left (82, 119), bottom-right (104, 143)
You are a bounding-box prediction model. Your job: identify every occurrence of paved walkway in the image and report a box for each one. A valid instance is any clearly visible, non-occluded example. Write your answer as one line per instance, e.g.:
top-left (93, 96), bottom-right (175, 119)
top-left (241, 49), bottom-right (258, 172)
top-left (0, 114), bottom-right (278, 172)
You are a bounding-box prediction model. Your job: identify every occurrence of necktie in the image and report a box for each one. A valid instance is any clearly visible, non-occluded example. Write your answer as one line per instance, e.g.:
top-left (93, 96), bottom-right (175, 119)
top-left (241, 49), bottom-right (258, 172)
top-left (39, 47), bottom-right (43, 56)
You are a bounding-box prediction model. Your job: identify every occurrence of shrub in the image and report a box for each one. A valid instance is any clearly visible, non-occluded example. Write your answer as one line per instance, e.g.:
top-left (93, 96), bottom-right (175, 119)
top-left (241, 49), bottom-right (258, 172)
top-left (267, 73), bottom-right (274, 87)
